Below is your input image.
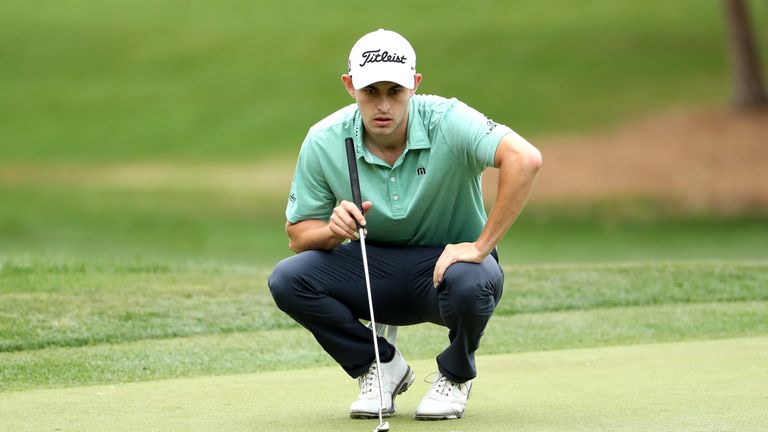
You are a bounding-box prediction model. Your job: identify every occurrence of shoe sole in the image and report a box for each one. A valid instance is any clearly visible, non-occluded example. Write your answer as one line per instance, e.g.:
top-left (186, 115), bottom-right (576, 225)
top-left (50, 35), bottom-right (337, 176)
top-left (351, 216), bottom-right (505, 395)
top-left (349, 366), bottom-right (416, 419)
top-left (413, 413), bottom-right (463, 421)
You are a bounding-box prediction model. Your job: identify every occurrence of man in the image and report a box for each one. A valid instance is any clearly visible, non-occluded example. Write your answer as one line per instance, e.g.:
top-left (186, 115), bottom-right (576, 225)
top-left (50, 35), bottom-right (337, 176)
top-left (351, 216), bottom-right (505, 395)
top-left (268, 29), bottom-right (541, 421)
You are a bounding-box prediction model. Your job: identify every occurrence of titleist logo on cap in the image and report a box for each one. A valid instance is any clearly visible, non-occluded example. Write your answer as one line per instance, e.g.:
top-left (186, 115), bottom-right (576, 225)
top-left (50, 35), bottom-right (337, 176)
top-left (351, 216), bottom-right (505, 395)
top-left (359, 49), bottom-right (407, 67)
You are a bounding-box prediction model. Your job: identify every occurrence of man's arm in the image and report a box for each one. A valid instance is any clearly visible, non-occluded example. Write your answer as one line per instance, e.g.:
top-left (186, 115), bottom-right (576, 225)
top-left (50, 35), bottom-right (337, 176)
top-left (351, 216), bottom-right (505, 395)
top-left (432, 132), bottom-right (542, 287)
top-left (476, 132), bottom-right (542, 257)
top-left (286, 219), bottom-right (344, 253)
top-left (286, 201), bottom-right (373, 253)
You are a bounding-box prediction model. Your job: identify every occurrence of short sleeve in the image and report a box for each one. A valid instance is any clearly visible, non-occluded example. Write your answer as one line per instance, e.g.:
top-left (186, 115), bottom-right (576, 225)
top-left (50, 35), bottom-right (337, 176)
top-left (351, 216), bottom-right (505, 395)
top-left (285, 136), bottom-right (336, 223)
top-left (440, 101), bottom-right (512, 172)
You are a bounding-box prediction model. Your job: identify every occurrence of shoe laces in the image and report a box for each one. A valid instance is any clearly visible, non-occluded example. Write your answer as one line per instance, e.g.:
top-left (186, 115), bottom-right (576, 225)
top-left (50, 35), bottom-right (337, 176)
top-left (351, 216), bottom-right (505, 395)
top-left (425, 372), bottom-right (459, 398)
top-left (358, 363), bottom-right (379, 396)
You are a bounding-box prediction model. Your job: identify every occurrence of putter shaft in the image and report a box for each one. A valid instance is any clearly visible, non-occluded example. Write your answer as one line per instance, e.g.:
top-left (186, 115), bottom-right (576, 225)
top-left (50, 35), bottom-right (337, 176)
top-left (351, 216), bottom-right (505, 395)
top-left (359, 229), bottom-right (389, 431)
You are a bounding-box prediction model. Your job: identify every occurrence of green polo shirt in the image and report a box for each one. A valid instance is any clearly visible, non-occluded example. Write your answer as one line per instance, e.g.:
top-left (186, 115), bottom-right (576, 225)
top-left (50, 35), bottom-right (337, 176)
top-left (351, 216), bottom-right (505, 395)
top-left (286, 94), bottom-right (512, 246)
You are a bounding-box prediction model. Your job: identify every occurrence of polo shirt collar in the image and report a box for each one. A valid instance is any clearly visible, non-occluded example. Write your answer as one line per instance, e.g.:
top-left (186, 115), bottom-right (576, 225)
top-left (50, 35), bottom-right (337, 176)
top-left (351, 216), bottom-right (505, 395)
top-left (405, 97), bottom-right (431, 150)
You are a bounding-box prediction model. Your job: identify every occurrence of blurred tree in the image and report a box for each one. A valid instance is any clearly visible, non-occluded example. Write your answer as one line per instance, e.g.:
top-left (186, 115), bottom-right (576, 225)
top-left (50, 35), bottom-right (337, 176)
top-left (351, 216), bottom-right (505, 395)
top-left (722, 0), bottom-right (767, 109)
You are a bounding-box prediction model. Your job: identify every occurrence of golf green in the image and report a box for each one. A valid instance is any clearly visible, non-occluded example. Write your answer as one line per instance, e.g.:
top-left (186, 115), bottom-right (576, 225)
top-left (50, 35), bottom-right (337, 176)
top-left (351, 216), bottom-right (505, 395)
top-left (2, 336), bottom-right (765, 431)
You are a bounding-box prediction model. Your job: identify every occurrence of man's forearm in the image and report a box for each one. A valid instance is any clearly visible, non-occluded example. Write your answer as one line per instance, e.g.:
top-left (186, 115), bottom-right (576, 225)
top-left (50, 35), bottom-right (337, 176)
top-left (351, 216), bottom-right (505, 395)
top-left (286, 219), bottom-right (345, 253)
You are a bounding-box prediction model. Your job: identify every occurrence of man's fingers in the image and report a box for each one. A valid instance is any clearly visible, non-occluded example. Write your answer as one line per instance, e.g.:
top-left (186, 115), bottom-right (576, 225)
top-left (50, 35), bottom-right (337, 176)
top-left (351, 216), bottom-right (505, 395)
top-left (329, 215), bottom-right (357, 239)
top-left (433, 260), bottom-right (450, 288)
top-left (329, 200), bottom-right (372, 240)
top-left (331, 210), bottom-right (356, 233)
top-left (432, 243), bottom-right (486, 288)
top-left (433, 249), bottom-right (455, 288)
top-left (330, 205), bottom-right (358, 239)
top-left (361, 201), bottom-right (373, 216)
top-left (341, 200), bottom-right (367, 227)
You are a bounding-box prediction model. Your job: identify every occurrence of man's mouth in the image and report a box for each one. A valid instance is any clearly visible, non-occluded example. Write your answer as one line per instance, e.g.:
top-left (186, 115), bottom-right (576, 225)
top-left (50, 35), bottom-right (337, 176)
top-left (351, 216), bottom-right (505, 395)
top-left (372, 117), bottom-right (392, 126)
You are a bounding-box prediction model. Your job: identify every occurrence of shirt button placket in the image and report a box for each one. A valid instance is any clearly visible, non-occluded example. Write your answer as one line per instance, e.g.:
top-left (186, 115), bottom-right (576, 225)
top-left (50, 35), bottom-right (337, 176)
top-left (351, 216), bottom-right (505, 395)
top-left (388, 171), bottom-right (403, 216)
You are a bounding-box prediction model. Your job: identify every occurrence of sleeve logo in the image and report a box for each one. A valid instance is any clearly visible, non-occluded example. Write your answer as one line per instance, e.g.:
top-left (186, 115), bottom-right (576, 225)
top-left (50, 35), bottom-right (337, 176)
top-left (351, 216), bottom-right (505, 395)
top-left (485, 118), bottom-right (498, 135)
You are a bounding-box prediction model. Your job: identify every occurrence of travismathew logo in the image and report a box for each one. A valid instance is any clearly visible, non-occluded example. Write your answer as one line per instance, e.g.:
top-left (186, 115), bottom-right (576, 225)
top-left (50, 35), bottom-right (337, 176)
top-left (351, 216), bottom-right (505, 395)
top-left (359, 49), bottom-right (407, 67)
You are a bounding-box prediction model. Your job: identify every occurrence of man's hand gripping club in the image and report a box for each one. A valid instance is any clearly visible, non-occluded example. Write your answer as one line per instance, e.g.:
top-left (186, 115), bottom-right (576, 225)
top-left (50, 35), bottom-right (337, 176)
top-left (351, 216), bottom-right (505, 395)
top-left (329, 200), bottom-right (372, 241)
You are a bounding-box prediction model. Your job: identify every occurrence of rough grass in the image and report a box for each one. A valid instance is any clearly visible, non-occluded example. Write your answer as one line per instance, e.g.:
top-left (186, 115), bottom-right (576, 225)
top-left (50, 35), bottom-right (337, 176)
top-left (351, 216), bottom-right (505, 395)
top-left (2, 259), bottom-right (767, 352)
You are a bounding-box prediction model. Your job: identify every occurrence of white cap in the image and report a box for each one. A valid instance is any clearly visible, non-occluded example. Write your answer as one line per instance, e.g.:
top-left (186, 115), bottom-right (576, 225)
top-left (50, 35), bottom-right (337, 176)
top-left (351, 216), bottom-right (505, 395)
top-left (348, 29), bottom-right (417, 89)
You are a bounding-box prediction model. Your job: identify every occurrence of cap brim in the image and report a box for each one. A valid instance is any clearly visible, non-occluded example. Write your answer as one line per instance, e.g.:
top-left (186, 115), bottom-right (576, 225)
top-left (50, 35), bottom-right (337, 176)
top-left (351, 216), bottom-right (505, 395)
top-left (351, 68), bottom-right (415, 90)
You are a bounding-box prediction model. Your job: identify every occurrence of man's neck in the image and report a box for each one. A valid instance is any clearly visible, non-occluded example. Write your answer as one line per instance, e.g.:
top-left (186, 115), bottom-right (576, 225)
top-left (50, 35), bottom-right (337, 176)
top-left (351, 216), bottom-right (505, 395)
top-left (364, 119), bottom-right (408, 166)
top-left (365, 140), bottom-right (405, 167)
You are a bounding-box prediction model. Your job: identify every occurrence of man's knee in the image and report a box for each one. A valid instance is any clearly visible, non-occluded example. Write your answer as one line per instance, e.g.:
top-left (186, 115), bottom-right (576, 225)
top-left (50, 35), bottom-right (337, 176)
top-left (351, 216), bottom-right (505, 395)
top-left (268, 255), bottom-right (307, 312)
top-left (441, 260), bottom-right (503, 314)
top-left (268, 250), bottom-right (332, 310)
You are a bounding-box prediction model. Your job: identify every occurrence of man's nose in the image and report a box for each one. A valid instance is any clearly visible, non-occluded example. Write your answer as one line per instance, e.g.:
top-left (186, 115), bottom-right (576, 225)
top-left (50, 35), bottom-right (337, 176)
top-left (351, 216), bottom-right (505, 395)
top-left (378, 97), bottom-right (390, 112)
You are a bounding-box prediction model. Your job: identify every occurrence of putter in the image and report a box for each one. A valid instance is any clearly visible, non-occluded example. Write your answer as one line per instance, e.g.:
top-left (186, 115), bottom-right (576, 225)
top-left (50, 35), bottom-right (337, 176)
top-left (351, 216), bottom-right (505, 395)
top-left (345, 137), bottom-right (390, 432)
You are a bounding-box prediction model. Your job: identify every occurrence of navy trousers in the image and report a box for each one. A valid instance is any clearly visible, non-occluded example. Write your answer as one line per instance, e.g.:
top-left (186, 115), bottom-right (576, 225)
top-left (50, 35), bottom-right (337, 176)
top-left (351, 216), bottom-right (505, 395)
top-left (268, 241), bottom-right (503, 383)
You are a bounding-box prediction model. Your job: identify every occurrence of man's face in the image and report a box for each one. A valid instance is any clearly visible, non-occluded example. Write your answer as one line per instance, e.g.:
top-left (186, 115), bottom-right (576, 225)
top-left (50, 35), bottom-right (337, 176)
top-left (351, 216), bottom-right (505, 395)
top-left (341, 74), bottom-right (422, 143)
top-left (354, 81), bottom-right (412, 139)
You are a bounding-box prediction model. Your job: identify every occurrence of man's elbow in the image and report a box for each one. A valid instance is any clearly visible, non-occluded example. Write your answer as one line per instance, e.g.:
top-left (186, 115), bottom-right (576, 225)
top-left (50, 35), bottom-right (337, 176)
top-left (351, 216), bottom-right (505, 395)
top-left (497, 134), bottom-right (542, 175)
top-left (285, 220), bottom-right (336, 253)
top-left (523, 145), bottom-right (543, 174)
top-left (285, 222), bottom-right (303, 254)
top-left (287, 239), bottom-right (301, 254)
top-left (503, 140), bottom-right (542, 175)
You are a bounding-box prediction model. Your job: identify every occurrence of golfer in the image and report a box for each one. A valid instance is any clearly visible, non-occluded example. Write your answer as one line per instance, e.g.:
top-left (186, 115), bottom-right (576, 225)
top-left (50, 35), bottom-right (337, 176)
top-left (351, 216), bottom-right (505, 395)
top-left (268, 29), bottom-right (541, 421)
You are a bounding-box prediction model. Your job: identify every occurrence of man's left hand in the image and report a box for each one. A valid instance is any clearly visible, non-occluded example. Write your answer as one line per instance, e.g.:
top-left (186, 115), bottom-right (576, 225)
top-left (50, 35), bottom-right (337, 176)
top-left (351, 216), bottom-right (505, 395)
top-left (433, 242), bottom-right (487, 288)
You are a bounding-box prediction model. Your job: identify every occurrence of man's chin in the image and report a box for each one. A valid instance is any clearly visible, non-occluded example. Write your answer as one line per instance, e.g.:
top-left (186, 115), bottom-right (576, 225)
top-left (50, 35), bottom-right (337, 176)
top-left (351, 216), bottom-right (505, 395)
top-left (366, 125), bottom-right (396, 137)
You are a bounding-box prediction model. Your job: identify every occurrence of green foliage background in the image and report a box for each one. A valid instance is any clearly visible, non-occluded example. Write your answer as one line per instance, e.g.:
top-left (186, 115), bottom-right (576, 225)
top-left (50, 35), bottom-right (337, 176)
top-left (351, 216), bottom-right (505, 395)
top-left (3, 0), bottom-right (765, 162)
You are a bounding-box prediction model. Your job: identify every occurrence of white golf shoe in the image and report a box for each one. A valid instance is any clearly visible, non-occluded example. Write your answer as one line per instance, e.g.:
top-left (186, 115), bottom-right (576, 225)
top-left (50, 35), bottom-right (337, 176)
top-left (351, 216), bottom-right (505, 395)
top-left (349, 350), bottom-right (415, 418)
top-left (414, 373), bottom-right (472, 420)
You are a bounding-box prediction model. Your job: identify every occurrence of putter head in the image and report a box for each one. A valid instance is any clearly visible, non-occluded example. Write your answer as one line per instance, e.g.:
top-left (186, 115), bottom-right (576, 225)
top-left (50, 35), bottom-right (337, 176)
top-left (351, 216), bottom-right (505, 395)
top-left (372, 422), bottom-right (390, 432)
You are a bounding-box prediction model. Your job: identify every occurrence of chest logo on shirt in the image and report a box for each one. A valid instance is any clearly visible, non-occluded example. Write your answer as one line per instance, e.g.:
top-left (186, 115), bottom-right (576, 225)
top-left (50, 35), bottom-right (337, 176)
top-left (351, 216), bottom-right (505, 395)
top-left (417, 167), bottom-right (427, 176)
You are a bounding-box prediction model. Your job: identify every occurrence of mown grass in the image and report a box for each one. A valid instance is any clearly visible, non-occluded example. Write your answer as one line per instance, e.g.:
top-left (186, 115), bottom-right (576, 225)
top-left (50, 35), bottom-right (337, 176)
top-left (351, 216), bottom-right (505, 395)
top-left (2, 258), bottom-right (766, 391)
top-left (2, 0), bottom-right (765, 162)
top-left (4, 338), bottom-right (767, 432)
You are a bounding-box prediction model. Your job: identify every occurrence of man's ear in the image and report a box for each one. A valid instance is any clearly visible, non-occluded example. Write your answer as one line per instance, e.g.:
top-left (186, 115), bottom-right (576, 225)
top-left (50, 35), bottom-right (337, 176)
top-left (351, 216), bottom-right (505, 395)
top-left (341, 74), bottom-right (356, 98)
top-left (410, 73), bottom-right (423, 95)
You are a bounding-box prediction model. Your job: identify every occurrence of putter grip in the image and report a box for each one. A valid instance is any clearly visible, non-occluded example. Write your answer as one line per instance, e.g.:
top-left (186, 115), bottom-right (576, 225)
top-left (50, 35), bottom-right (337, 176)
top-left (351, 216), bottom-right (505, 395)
top-left (344, 137), bottom-right (363, 213)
